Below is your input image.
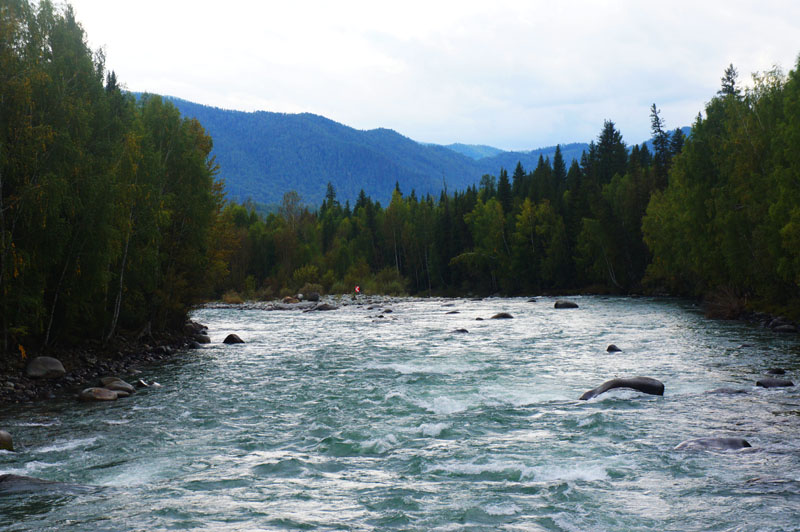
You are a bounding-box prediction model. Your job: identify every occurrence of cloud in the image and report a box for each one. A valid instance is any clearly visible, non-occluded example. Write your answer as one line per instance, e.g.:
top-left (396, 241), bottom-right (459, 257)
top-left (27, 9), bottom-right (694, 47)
top-left (70, 0), bottom-right (800, 149)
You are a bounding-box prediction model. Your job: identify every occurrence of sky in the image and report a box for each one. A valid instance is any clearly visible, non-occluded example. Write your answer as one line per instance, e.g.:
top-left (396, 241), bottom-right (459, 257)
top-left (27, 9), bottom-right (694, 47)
top-left (66, 0), bottom-right (800, 151)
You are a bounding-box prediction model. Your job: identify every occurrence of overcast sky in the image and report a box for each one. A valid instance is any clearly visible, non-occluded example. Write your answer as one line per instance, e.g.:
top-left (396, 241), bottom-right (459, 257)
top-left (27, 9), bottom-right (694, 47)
top-left (67, 0), bottom-right (799, 151)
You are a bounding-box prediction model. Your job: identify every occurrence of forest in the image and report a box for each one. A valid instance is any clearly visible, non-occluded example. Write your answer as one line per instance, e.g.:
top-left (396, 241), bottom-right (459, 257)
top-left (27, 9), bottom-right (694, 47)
top-left (0, 1), bottom-right (229, 354)
top-left (2, 0), bottom-right (800, 358)
top-left (219, 60), bottom-right (800, 321)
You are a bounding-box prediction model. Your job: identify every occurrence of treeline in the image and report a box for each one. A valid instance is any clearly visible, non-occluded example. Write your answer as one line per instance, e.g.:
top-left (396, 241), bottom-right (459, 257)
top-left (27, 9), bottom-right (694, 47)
top-left (221, 112), bottom-right (684, 298)
top-left (222, 59), bottom-right (800, 319)
top-left (1, 1), bottom-right (227, 353)
top-left (644, 62), bottom-right (800, 316)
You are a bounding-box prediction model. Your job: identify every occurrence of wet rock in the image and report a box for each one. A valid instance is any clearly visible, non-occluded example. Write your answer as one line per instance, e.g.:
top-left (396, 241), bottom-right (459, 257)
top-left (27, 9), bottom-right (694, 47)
top-left (100, 378), bottom-right (135, 394)
top-left (453, 328), bottom-right (469, 334)
top-left (223, 334), bottom-right (245, 344)
top-left (766, 368), bottom-right (786, 375)
top-left (528, 298), bottom-right (537, 303)
top-left (756, 378), bottom-right (795, 388)
top-left (196, 334), bottom-right (211, 344)
top-left (305, 303), bottom-right (338, 311)
top-left (26, 357), bottom-right (66, 379)
top-left (446, 310), bottom-right (460, 314)
top-left (579, 376), bottom-right (664, 400)
top-left (383, 309), bottom-right (393, 313)
top-left (773, 324), bottom-right (798, 333)
top-left (475, 317), bottom-right (484, 321)
top-left (675, 437), bottom-right (751, 451)
top-left (554, 300), bottom-right (579, 309)
top-left (0, 430), bottom-right (12, 451)
top-left (490, 312), bottom-right (514, 319)
top-left (188, 341), bottom-right (202, 349)
top-left (78, 387), bottom-right (118, 401)
top-left (606, 344), bottom-right (622, 352)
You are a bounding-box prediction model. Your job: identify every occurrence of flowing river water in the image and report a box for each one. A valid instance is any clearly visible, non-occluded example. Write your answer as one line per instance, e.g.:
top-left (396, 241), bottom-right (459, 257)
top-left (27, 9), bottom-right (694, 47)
top-left (2, 296), bottom-right (800, 531)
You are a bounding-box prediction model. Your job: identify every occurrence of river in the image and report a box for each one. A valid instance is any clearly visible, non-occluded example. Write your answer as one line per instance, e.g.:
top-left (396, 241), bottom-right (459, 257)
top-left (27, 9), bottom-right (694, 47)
top-left (2, 296), bottom-right (799, 530)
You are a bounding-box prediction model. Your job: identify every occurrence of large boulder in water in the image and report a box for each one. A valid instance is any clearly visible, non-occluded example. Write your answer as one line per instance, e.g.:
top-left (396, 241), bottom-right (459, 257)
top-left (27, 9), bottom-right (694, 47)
top-left (606, 344), bottom-right (621, 352)
top-left (0, 430), bottom-right (12, 451)
top-left (490, 312), bottom-right (513, 319)
top-left (26, 356), bottom-right (66, 379)
top-left (554, 300), bottom-right (579, 309)
top-left (78, 387), bottom-right (118, 402)
top-left (579, 376), bottom-right (664, 400)
top-left (223, 333), bottom-right (245, 344)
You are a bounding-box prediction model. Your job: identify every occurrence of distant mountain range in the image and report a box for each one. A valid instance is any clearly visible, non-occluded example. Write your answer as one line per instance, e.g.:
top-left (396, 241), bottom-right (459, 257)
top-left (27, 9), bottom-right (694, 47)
top-left (156, 95), bottom-right (680, 206)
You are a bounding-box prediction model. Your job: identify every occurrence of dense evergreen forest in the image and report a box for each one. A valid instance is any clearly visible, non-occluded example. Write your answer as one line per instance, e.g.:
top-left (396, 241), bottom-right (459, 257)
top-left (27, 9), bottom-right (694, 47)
top-left (219, 61), bottom-right (800, 321)
top-left (0, 1), bottom-right (228, 354)
top-left (3, 1), bottom-right (800, 359)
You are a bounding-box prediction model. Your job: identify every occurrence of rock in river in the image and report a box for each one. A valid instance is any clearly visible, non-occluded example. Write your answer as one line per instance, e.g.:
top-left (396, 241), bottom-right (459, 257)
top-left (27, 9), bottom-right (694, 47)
top-left (606, 344), bottom-right (621, 352)
top-left (78, 387), bottom-right (118, 402)
top-left (756, 378), bottom-right (794, 388)
top-left (0, 430), bottom-right (12, 451)
top-left (26, 356), bottom-right (66, 379)
top-left (675, 437), bottom-right (752, 451)
top-left (223, 333), bottom-right (245, 344)
top-left (490, 312), bottom-right (514, 319)
top-left (554, 300), bottom-right (579, 309)
top-left (579, 376), bottom-right (664, 400)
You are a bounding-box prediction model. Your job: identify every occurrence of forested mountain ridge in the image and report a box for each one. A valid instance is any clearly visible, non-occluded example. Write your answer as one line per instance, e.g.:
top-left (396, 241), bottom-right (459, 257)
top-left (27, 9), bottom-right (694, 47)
top-left (160, 96), bottom-right (597, 206)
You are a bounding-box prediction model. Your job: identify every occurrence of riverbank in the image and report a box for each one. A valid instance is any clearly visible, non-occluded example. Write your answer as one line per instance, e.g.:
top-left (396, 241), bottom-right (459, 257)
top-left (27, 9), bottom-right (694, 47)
top-left (0, 330), bottom-right (197, 405)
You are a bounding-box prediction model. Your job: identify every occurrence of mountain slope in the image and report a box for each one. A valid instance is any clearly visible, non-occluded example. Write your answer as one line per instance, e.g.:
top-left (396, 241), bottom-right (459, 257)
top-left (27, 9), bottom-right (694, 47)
top-left (162, 96), bottom-right (672, 206)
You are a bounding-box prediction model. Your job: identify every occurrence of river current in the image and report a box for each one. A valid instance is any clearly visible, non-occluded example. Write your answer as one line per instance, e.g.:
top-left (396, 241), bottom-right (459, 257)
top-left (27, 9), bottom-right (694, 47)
top-left (2, 296), bottom-right (800, 531)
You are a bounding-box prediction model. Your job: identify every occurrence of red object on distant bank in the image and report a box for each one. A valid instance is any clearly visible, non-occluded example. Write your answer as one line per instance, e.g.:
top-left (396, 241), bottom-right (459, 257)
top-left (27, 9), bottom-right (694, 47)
top-left (355, 285), bottom-right (360, 293)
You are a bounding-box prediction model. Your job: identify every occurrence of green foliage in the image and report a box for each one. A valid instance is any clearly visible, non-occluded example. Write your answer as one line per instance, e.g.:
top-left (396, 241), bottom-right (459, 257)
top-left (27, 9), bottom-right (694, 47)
top-left (0, 1), bottom-right (226, 352)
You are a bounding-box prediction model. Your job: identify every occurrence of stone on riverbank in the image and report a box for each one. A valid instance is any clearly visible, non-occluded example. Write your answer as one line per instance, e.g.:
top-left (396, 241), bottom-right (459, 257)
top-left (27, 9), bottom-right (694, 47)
top-left (100, 377), bottom-right (135, 394)
top-left (0, 430), bottom-right (12, 451)
top-left (78, 387), bottom-right (118, 402)
top-left (554, 300), bottom-right (579, 309)
top-left (26, 357), bottom-right (66, 379)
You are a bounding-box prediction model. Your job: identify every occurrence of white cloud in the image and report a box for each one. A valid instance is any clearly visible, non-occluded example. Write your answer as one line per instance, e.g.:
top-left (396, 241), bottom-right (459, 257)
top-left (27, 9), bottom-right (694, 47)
top-left (68, 0), bottom-right (800, 149)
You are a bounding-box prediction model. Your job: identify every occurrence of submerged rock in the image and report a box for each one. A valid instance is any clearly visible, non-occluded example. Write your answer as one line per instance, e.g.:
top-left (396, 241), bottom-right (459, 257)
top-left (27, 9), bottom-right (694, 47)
top-left (453, 328), bottom-right (469, 334)
top-left (579, 376), bottom-right (664, 400)
top-left (756, 378), bottom-right (795, 388)
top-left (554, 300), bottom-right (579, 309)
top-left (675, 437), bottom-right (751, 451)
top-left (223, 334), bottom-right (245, 344)
top-left (706, 387), bottom-right (748, 395)
top-left (766, 368), bottom-right (786, 375)
top-left (0, 474), bottom-right (93, 494)
top-left (26, 357), bottom-right (66, 379)
top-left (0, 430), bottom-right (12, 451)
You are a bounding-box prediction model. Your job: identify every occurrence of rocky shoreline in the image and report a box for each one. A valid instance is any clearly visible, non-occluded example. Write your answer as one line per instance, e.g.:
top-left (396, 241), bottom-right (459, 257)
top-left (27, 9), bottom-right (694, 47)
top-left (0, 323), bottom-right (206, 406)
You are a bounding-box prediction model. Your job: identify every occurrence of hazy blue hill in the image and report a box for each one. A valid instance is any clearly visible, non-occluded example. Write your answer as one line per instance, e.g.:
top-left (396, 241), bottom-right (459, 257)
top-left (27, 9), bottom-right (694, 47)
top-left (163, 97), bottom-right (480, 205)
top-left (157, 95), bottom-right (681, 206)
top-left (444, 143), bottom-right (505, 160)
